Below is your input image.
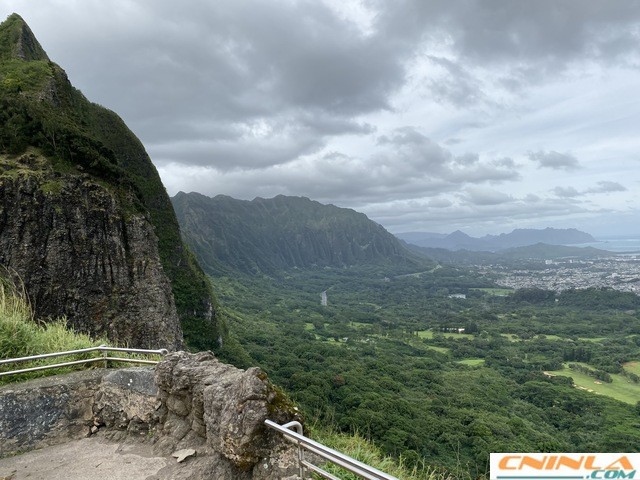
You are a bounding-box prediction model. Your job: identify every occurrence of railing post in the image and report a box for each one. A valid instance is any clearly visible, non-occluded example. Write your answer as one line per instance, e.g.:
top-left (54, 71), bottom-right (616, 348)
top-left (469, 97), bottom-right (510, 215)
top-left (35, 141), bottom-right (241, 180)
top-left (281, 421), bottom-right (306, 479)
top-left (100, 344), bottom-right (108, 369)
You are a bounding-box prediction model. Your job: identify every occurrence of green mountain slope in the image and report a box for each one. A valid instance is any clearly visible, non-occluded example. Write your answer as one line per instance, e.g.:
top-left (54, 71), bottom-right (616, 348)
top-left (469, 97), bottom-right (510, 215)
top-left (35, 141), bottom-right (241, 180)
top-left (0, 14), bottom-right (223, 349)
top-left (172, 192), bottom-right (424, 275)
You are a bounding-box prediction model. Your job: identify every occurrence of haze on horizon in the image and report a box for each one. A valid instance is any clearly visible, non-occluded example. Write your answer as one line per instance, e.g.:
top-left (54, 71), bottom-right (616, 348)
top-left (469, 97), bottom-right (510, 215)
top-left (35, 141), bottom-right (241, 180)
top-left (2, 1), bottom-right (639, 237)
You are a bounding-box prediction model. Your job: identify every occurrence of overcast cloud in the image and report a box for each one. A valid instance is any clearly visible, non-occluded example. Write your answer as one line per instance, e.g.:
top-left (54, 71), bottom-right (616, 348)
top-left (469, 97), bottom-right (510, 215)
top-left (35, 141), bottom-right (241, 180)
top-left (2, 0), bottom-right (639, 236)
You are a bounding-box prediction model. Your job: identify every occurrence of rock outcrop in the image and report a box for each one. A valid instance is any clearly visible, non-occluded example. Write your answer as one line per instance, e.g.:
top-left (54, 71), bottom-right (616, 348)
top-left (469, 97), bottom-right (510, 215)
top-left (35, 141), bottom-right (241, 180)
top-left (0, 14), bottom-right (223, 349)
top-left (0, 155), bottom-right (181, 349)
top-left (154, 352), bottom-right (298, 472)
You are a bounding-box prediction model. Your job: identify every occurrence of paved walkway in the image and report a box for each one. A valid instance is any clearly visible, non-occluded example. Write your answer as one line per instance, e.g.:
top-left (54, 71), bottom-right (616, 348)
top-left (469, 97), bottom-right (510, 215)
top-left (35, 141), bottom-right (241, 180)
top-left (0, 435), bottom-right (176, 480)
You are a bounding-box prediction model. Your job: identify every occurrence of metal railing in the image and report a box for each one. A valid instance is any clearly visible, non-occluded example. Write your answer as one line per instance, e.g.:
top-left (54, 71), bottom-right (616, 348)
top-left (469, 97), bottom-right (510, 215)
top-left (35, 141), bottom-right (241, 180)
top-left (265, 419), bottom-right (399, 480)
top-left (0, 345), bottom-right (168, 378)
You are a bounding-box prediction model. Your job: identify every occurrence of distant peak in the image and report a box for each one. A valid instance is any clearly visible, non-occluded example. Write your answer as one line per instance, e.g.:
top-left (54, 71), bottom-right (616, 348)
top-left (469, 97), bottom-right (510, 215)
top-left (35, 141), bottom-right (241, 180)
top-left (447, 230), bottom-right (471, 239)
top-left (0, 13), bottom-right (49, 62)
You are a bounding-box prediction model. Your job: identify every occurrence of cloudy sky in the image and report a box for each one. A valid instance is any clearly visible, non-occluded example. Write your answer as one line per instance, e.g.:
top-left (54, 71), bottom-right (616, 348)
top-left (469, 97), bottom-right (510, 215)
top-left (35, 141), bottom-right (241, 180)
top-left (2, 1), bottom-right (640, 237)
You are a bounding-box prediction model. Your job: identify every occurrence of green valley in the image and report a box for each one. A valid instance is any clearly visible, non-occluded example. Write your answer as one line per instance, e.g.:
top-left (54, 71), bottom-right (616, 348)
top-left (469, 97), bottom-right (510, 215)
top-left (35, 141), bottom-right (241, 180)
top-left (212, 265), bottom-right (640, 478)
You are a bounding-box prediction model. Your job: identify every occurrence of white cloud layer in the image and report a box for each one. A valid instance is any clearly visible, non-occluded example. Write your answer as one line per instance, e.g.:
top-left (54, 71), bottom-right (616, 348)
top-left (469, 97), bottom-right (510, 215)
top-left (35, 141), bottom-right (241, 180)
top-left (2, 0), bottom-right (639, 236)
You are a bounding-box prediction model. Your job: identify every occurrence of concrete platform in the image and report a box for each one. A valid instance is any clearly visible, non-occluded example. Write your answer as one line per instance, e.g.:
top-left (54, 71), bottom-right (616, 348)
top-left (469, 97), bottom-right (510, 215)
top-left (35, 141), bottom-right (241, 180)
top-left (0, 435), bottom-right (176, 480)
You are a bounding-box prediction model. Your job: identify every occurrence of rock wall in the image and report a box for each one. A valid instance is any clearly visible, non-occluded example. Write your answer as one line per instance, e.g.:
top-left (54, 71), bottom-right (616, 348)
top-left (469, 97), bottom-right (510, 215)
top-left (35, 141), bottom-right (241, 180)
top-left (153, 352), bottom-right (300, 478)
top-left (0, 370), bottom-right (102, 455)
top-left (0, 352), bottom-right (301, 479)
top-left (0, 154), bottom-right (182, 349)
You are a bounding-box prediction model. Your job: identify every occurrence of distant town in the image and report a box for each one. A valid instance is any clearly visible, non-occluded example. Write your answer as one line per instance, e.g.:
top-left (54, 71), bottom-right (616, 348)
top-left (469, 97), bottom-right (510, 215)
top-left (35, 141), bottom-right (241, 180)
top-left (477, 254), bottom-right (640, 294)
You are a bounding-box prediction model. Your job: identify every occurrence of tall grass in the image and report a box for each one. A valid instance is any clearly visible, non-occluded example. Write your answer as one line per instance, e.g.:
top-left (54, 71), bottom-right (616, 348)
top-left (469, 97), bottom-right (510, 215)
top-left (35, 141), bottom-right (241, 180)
top-left (0, 274), bottom-right (106, 383)
top-left (308, 423), bottom-right (458, 480)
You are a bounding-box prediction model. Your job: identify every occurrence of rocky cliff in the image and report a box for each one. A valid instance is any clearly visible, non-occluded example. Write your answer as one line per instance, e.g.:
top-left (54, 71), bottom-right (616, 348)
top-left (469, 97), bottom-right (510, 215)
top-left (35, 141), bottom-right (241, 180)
top-left (0, 153), bottom-right (180, 348)
top-left (172, 192), bottom-right (420, 275)
top-left (0, 14), bottom-right (222, 349)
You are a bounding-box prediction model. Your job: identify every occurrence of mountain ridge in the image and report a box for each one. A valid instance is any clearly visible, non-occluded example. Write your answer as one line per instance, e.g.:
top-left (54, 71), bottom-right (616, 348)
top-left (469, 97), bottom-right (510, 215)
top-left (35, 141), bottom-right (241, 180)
top-left (396, 227), bottom-right (596, 251)
top-left (172, 192), bottom-right (424, 275)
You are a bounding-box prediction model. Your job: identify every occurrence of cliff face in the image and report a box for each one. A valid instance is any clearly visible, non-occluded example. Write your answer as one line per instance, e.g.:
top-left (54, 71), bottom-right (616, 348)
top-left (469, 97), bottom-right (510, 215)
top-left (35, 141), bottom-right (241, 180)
top-left (172, 192), bottom-right (419, 275)
top-left (0, 14), bottom-right (222, 349)
top-left (0, 153), bottom-right (180, 348)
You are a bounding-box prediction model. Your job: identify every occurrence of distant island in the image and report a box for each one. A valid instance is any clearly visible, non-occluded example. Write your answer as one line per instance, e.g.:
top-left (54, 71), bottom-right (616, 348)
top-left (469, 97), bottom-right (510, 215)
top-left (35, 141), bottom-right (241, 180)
top-left (396, 227), bottom-right (596, 251)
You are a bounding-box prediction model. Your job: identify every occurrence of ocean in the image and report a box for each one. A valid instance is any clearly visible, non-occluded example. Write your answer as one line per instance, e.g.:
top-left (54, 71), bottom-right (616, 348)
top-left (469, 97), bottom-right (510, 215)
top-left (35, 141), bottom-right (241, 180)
top-left (570, 235), bottom-right (640, 253)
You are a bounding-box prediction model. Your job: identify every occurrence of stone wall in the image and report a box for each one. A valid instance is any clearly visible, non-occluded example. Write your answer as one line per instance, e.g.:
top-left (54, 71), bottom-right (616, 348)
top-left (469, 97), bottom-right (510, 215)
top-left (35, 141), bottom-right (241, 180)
top-left (0, 369), bottom-right (102, 455)
top-left (0, 353), bottom-right (301, 479)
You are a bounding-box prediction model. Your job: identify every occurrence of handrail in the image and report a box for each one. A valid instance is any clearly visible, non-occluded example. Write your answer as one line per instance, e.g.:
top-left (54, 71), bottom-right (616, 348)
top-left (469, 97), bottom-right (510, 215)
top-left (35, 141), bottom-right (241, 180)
top-left (0, 345), bottom-right (168, 378)
top-left (265, 419), bottom-right (399, 480)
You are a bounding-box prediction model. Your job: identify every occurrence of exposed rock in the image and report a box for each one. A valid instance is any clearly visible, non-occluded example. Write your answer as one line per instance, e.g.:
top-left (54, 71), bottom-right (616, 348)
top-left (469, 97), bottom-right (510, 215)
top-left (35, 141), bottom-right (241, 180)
top-left (173, 448), bottom-right (196, 463)
top-left (154, 352), bottom-right (301, 477)
top-left (0, 162), bottom-right (182, 349)
top-left (0, 14), bottom-right (224, 352)
top-left (93, 367), bottom-right (160, 434)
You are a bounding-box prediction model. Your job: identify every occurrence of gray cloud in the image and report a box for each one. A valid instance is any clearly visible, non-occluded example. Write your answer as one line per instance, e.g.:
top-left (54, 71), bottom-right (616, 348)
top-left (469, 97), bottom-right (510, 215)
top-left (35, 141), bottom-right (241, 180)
top-left (586, 181), bottom-right (627, 194)
top-left (3, 0), bottom-right (639, 235)
top-left (528, 151), bottom-right (580, 170)
top-left (426, 56), bottom-right (487, 107)
top-left (365, 194), bottom-right (595, 235)
top-left (377, 0), bottom-right (640, 66)
top-left (463, 187), bottom-right (513, 206)
top-left (553, 181), bottom-right (627, 198)
top-left (161, 127), bottom-right (520, 206)
top-left (553, 186), bottom-right (581, 198)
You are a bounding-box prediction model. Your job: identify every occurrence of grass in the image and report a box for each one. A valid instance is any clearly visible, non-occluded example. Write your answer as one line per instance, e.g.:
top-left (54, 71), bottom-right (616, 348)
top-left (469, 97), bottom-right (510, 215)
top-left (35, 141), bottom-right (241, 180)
top-left (308, 423), bottom-right (454, 480)
top-left (547, 362), bottom-right (640, 405)
top-left (470, 288), bottom-right (513, 296)
top-left (417, 330), bottom-right (474, 340)
top-left (623, 361), bottom-right (640, 376)
top-left (0, 274), bottom-right (157, 384)
top-left (456, 359), bottom-right (485, 366)
top-left (426, 345), bottom-right (451, 354)
top-left (501, 333), bottom-right (520, 342)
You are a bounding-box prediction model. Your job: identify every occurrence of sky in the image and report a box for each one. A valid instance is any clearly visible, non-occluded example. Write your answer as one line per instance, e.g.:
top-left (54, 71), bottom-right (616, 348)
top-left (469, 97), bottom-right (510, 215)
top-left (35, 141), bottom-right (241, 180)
top-left (2, 1), bottom-right (640, 237)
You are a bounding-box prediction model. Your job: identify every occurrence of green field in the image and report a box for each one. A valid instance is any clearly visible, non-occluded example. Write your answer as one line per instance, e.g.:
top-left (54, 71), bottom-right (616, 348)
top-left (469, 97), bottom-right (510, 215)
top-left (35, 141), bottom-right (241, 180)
top-left (578, 337), bottom-right (607, 343)
top-left (470, 288), bottom-right (513, 296)
top-left (623, 361), bottom-right (640, 376)
top-left (501, 333), bottom-right (520, 342)
top-left (457, 358), bottom-right (485, 366)
top-left (548, 363), bottom-right (640, 405)
top-left (417, 329), bottom-right (475, 340)
top-left (425, 345), bottom-right (451, 354)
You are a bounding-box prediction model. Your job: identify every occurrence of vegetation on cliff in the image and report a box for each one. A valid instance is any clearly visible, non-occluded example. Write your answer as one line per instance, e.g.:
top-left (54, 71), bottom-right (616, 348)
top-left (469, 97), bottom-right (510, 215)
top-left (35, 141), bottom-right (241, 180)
top-left (0, 14), bottom-right (223, 350)
top-left (172, 192), bottom-right (426, 275)
top-left (0, 274), bottom-right (104, 382)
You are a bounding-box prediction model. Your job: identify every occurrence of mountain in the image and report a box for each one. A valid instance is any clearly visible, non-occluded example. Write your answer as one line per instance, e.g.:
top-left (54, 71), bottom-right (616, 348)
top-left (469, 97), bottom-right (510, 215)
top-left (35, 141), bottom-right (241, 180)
top-left (171, 192), bottom-right (421, 275)
top-left (0, 14), bottom-right (222, 349)
top-left (406, 242), bottom-right (611, 265)
top-left (483, 228), bottom-right (595, 249)
top-left (397, 227), bottom-right (596, 251)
